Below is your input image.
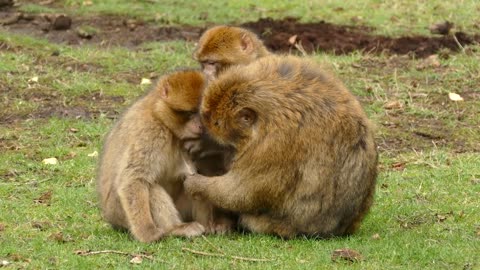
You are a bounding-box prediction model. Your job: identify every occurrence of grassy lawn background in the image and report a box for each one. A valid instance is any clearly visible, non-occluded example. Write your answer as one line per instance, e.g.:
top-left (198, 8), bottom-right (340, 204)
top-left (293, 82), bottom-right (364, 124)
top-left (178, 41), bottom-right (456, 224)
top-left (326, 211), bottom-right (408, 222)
top-left (1, 0), bottom-right (479, 269)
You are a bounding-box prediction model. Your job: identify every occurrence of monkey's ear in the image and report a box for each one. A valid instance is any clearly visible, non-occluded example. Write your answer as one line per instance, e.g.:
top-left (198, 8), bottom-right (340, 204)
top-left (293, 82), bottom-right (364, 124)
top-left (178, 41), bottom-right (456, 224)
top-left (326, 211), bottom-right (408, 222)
top-left (240, 34), bottom-right (254, 53)
top-left (160, 82), bottom-right (170, 99)
top-left (237, 108), bottom-right (257, 127)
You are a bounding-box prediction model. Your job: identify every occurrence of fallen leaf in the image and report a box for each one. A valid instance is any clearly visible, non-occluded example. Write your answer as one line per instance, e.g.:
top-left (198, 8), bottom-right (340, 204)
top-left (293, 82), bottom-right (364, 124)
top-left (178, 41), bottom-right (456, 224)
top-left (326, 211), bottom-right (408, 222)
top-left (31, 221), bottom-right (52, 230)
top-left (140, 78), bottom-right (152, 85)
top-left (130, 256), bottom-right (143, 264)
top-left (416, 54), bottom-right (440, 69)
top-left (28, 76), bottom-right (39, 83)
top-left (448, 92), bottom-right (464, 101)
top-left (288, 35), bottom-right (297, 45)
top-left (371, 233), bottom-right (381, 240)
top-left (0, 223), bottom-right (5, 232)
top-left (42, 157), bottom-right (58, 165)
top-left (34, 191), bottom-right (52, 204)
top-left (435, 214), bottom-right (447, 222)
top-left (69, 128), bottom-right (79, 133)
top-left (332, 248), bottom-right (363, 263)
top-left (88, 151), bottom-right (98, 157)
top-left (429, 21), bottom-right (454, 35)
top-left (49, 232), bottom-right (73, 243)
top-left (8, 253), bottom-right (30, 262)
top-left (383, 100), bottom-right (403, 110)
top-left (391, 162), bottom-right (406, 171)
top-left (82, 0), bottom-right (93, 6)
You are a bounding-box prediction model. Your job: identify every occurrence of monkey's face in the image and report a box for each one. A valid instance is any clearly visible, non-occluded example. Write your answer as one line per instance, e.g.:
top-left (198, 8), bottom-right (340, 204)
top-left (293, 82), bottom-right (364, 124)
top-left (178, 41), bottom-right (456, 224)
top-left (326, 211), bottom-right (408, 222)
top-left (200, 79), bottom-right (258, 150)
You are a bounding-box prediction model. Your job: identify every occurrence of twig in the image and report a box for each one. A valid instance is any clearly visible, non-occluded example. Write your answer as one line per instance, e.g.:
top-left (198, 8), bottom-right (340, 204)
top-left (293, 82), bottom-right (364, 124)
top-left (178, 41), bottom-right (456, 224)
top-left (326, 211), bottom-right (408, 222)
top-left (451, 33), bottom-right (465, 53)
top-left (201, 235), bottom-right (225, 255)
top-left (294, 41), bottom-right (308, 56)
top-left (181, 248), bottom-right (224, 258)
top-left (75, 250), bottom-right (154, 260)
top-left (181, 247), bottom-right (273, 262)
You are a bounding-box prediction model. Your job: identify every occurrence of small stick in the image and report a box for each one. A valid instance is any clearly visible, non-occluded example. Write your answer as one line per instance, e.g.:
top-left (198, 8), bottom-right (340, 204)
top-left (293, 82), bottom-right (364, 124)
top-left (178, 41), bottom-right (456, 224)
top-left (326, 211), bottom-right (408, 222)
top-left (181, 247), bottom-right (273, 262)
top-left (451, 33), bottom-right (465, 53)
top-left (75, 250), bottom-right (154, 260)
top-left (181, 248), bottom-right (224, 258)
top-left (201, 235), bottom-right (226, 255)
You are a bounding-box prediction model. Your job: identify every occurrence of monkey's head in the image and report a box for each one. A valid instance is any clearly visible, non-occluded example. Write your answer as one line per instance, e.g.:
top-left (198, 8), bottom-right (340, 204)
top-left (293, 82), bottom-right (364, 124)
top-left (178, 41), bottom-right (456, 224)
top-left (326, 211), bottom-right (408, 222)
top-left (154, 70), bottom-right (207, 140)
top-left (193, 26), bottom-right (268, 81)
top-left (200, 71), bottom-right (260, 151)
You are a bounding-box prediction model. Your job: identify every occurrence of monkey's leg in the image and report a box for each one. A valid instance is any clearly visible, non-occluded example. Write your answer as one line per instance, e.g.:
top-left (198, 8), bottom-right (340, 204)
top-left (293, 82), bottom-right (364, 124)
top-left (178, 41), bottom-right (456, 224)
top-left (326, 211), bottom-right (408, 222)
top-left (185, 174), bottom-right (261, 213)
top-left (118, 179), bottom-right (162, 243)
top-left (150, 185), bottom-right (205, 238)
top-left (240, 214), bottom-right (297, 239)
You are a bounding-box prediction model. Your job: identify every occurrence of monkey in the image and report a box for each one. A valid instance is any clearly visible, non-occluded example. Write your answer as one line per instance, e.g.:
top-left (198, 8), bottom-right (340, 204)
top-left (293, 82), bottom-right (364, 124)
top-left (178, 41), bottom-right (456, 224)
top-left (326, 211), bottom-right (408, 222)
top-left (193, 25), bottom-right (271, 80)
top-left (97, 70), bottom-right (213, 243)
top-left (184, 55), bottom-right (378, 239)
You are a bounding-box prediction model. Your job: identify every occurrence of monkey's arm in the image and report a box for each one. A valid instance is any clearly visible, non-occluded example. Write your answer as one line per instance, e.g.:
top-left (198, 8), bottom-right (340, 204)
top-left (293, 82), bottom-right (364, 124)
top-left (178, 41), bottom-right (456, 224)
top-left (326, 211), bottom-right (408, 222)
top-left (184, 173), bottom-right (261, 213)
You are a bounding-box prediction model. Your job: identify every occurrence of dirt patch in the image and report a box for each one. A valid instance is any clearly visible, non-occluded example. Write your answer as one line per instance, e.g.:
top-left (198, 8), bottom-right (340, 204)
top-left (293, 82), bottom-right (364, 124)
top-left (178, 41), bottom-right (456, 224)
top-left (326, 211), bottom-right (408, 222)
top-left (1, 9), bottom-right (479, 57)
top-left (0, 89), bottom-right (125, 125)
top-left (242, 18), bottom-right (480, 57)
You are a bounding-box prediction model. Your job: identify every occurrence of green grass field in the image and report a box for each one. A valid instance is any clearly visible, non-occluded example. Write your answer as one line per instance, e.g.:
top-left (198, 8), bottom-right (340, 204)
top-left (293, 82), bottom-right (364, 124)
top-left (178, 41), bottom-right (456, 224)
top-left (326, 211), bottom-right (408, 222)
top-left (1, 1), bottom-right (479, 269)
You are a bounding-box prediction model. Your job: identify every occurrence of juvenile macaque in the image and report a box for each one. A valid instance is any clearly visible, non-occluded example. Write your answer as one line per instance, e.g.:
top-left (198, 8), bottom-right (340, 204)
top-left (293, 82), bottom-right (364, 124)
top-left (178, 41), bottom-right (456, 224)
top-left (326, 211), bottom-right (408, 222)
top-left (97, 70), bottom-right (211, 242)
top-left (193, 25), bottom-right (271, 80)
top-left (185, 55), bottom-right (378, 238)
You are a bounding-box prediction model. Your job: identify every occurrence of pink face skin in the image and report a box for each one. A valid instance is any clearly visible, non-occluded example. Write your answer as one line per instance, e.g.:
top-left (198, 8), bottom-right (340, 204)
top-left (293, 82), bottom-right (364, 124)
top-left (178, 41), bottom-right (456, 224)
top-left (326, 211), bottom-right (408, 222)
top-left (202, 62), bottom-right (218, 81)
top-left (182, 114), bottom-right (204, 140)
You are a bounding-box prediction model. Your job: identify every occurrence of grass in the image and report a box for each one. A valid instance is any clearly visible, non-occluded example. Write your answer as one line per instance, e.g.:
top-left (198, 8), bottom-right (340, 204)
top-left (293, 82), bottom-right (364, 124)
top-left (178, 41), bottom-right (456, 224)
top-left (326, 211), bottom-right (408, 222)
top-left (1, 0), bottom-right (480, 269)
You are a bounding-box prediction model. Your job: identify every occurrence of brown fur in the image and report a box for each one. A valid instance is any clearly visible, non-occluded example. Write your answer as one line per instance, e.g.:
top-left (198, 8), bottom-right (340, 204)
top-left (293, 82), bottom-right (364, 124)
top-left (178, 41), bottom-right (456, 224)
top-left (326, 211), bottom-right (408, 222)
top-left (97, 70), bottom-right (213, 242)
top-left (193, 25), bottom-right (271, 80)
top-left (184, 55), bottom-right (378, 238)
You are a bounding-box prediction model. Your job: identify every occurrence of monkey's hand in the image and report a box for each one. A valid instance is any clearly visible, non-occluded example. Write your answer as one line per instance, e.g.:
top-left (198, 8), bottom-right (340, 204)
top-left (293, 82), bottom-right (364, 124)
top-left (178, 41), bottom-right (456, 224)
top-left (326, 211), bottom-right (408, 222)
top-left (184, 174), bottom-right (209, 198)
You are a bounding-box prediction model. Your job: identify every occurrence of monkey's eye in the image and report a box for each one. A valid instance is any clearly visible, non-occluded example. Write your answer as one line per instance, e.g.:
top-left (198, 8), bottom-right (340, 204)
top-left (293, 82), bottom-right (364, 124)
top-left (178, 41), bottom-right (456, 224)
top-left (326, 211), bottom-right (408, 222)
top-left (174, 109), bottom-right (196, 119)
top-left (237, 108), bottom-right (257, 127)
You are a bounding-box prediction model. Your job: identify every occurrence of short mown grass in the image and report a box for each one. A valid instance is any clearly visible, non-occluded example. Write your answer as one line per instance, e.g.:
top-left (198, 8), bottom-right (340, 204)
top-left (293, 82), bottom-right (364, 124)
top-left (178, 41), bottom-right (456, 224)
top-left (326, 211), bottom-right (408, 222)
top-left (1, 0), bottom-right (479, 269)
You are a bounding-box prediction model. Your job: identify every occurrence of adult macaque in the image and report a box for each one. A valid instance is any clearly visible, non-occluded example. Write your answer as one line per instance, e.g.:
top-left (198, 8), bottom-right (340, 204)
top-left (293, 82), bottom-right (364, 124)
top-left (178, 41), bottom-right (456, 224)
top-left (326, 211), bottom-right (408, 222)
top-left (185, 55), bottom-right (378, 238)
top-left (193, 25), bottom-right (271, 80)
top-left (98, 70), bottom-right (211, 242)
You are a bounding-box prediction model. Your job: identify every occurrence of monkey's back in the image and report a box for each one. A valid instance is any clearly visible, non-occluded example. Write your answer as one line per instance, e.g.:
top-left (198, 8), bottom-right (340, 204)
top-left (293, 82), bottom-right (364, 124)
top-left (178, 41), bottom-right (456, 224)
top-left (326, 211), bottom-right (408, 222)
top-left (226, 55), bottom-right (378, 237)
top-left (96, 93), bottom-right (185, 228)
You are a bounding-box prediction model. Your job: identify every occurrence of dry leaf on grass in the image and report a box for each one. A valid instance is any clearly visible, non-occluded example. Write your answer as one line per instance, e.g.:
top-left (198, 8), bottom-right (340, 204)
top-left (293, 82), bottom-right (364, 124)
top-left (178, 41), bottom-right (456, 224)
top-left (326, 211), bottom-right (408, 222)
top-left (42, 157), bottom-right (58, 165)
top-left (140, 78), bottom-right (152, 85)
top-left (28, 76), bottom-right (39, 83)
top-left (448, 92), bottom-right (464, 101)
top-left (88, 151), bottom-right (98, 157)
top-left (34, 191), bottom-right (52, 205)
top-left (130, 256), bottom-right (143, 264)
top-left (0, 223), bottom-right (5, 232)
top-left (49, 232), bottom-right (73, 243)
top-left (416, 54), bottom-right (440, 69)
top-left (384, 100), bottom-right (403, 110)
top-left (331, 248), bottom-right (363, 263)
top-left (288, 35), bottom-right (298, 44)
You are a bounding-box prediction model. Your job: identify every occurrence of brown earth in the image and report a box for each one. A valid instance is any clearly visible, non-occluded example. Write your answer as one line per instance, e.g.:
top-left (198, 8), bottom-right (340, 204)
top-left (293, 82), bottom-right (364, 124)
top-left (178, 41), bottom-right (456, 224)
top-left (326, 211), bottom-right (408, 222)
top-left (1, 9), bottom-right (479, 57)
top-left (1, 8), bottom-right (479, 155)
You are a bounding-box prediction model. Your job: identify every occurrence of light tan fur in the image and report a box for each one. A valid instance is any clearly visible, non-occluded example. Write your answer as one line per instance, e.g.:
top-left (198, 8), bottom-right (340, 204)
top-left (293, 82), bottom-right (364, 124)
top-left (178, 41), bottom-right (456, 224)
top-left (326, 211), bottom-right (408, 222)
top-left (185, 55), bottom-right (378, 238)
top-left (193, 25), bottom-right (271, 80)
top-left (97, 70), bottom-right (210, 242)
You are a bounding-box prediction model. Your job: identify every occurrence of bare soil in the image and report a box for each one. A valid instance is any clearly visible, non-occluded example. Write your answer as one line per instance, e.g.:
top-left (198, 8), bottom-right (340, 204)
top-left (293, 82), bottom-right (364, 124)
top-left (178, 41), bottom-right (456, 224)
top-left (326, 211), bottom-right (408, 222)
top-left (1, 9), bottom-right (479, 57)
top-left (1, 8), bottom-right (479, 155)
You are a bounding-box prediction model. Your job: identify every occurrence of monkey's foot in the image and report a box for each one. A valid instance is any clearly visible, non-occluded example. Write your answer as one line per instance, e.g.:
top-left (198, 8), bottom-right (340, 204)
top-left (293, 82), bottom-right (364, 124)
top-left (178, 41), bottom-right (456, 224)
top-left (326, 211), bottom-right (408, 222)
top-left (168, 222), bottom-right (205, 238)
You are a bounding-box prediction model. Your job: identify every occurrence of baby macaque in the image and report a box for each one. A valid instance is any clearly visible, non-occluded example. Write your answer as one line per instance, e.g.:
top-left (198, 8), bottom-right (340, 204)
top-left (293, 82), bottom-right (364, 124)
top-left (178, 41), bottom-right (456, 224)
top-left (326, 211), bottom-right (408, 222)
top-left (97, 70), bottom-right (210, 242)
top-left (193, 25), bottom-right (271, 80)
top-left (185, 55), bottom-right (378, 238)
